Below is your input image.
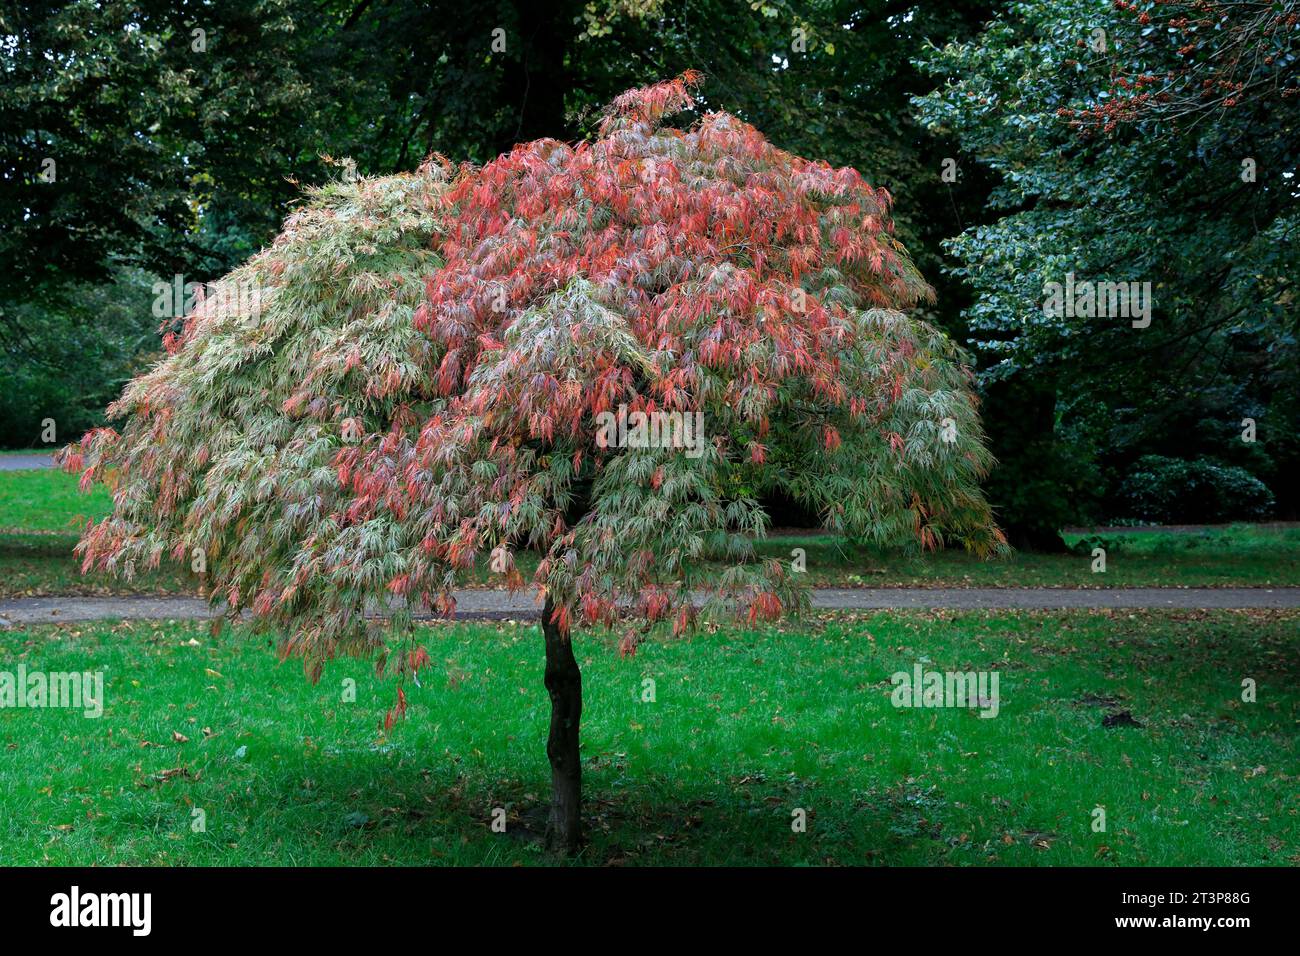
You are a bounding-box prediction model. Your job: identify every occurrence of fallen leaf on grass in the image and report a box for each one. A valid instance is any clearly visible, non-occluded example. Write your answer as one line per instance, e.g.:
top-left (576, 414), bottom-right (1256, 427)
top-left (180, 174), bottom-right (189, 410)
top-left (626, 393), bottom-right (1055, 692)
top-left (147, 767), bottom-right (193, 786)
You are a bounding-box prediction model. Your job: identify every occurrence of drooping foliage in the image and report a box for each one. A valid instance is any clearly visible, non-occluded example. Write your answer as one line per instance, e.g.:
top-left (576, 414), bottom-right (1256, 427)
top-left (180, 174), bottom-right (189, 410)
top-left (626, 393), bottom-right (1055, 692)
top-left (64, 75), bottom-right (1001, 682)
top-left (62, 164), bottom-right (448, 672)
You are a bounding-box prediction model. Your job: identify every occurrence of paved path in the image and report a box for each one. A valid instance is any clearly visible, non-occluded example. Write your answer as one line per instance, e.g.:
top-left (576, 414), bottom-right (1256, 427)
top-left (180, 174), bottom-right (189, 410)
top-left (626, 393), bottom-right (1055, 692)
top-left (2, 587), bottom-right (1298, 627)
top-left (0, 453), bottom-right (54, 471)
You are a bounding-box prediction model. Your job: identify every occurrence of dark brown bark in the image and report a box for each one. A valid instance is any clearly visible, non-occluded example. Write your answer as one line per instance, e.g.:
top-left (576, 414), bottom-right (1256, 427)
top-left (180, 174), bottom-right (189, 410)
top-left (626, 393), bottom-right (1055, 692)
top-left (496, 0), bottom-right (576, 154)
top-left (541, 596), bottom-right (582, 853)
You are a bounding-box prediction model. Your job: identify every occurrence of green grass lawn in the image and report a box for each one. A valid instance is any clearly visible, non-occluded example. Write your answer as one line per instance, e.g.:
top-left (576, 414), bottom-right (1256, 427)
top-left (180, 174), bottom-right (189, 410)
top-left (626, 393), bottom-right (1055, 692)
top-left (756, 528), bottom-right (1300, 588)
top-left (1, 609), bottom-right (1295, 865)
top-left (2, 467), bottom-right (1298, 596)
top-left (0, 465), bottom-right (110, 534)
top-left (0, 468), bottom-right (194, 595)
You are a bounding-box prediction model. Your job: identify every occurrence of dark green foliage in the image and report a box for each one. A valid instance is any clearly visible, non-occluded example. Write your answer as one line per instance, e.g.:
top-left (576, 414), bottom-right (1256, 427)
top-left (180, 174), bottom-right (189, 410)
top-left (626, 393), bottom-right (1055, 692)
top-left (1118, 455), bottom-right (1275, 525)
top-left (0, 267), bottom-right (160, 447)
top-left (915, 0), bottom-right (1298, 534)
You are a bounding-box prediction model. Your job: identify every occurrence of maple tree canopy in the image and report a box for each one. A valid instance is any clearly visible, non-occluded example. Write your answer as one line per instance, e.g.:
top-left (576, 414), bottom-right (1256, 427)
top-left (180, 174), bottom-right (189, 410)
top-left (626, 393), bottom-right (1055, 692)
top-left (63, 74), bottom-right (1003, 686)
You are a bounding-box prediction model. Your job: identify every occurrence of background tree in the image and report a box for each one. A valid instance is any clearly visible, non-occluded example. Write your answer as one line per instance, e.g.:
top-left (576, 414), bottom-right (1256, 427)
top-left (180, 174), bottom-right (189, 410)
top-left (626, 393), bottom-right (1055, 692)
top-left (0, 0), bottom-right (581, 298)
top-left (3, 0), bottom-right (343, 443)
top-left (0, 0), bottom-right (585, 444)
top-left (3, 1), bottom-right (1002, 448)
top-left (915, 0), bottom-right (1298, 535)
top-left (16, 0), bottom-right (1289, 535)
top-left (62, 76), bottom-right (1002, 850)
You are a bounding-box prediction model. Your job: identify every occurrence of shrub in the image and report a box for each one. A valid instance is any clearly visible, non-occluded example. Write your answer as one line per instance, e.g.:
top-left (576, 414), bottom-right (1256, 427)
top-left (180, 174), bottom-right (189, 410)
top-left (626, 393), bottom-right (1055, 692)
top-left (1117, 455), bottom-right (1274, 524)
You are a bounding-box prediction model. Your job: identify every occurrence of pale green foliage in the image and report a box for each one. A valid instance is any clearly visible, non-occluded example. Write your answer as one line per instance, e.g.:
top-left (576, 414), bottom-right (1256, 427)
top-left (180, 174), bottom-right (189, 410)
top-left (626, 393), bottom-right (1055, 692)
top-left (68, 164), bottom-right (448, 671)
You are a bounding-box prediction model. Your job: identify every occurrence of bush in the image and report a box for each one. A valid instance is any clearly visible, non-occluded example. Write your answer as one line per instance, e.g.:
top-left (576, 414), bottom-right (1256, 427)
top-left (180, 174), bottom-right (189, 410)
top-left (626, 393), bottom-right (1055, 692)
top-left (1117, 455), bottom-right (1274, 524)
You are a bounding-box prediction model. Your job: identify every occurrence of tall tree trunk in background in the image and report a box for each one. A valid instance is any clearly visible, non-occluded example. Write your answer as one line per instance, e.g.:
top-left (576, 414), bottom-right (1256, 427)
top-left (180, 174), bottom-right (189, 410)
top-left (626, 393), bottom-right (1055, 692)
top-left (541, 596), bottom-right (582, 853)
top-left (499, 0), bottom-right (576, 152)
top-left (983, 376), bottom-right (1071, 553)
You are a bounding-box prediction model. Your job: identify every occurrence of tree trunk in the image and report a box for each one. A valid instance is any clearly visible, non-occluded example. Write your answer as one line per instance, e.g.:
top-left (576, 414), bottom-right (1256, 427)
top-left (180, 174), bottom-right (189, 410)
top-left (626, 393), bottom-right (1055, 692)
top-left (496, 0), bottom-right (575, 153)
top-left (541, 596), bottom-right (582, 853)
top-left (982, 376), bottom-right (1072, 554)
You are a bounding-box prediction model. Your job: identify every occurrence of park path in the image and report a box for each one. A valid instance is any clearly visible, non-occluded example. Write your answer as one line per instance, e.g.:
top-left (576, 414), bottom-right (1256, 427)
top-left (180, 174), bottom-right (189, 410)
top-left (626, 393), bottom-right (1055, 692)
top-left (0, 453), bottom-right (54, 471)
top-left (2, 587), bottom-right (1298, 627)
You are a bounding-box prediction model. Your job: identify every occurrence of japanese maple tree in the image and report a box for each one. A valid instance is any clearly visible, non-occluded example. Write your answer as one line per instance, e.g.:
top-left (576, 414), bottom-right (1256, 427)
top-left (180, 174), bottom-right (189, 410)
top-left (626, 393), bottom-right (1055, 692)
top-left (63, 74), bottom-right (1002, 852)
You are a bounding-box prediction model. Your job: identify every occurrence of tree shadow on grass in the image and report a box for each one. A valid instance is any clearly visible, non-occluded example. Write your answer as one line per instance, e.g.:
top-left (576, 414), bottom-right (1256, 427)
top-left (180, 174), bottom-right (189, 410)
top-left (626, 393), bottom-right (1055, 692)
top-left (214, 752), bottom-right (957, 866)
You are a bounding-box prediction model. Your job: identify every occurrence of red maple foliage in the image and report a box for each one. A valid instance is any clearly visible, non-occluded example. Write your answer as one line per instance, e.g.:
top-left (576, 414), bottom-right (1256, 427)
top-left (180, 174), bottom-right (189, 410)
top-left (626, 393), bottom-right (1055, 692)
top-left (64, 72), bottom-right (999, 668)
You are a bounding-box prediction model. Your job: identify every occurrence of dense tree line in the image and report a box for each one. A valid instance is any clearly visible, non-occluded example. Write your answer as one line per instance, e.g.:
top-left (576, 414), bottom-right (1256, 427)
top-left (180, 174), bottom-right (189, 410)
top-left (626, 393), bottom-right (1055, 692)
top-left (2, 0), bottom-right (1295, 539)
top-left (917, 0), bottom-right (1299, 541)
